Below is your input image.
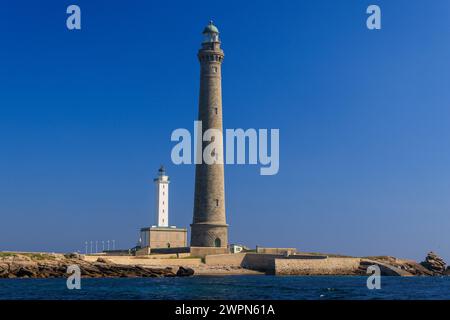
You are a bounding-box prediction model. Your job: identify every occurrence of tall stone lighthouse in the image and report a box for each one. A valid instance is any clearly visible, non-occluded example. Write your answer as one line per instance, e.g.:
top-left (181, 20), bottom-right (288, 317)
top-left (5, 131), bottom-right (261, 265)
top-left (191, 21), bottom-right (228, 248)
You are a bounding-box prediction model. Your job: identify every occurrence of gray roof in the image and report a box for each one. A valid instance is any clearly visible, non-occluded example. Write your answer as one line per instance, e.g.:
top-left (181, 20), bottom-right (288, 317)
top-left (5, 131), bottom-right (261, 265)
top-left (203, 20), bottom-right (219, 34)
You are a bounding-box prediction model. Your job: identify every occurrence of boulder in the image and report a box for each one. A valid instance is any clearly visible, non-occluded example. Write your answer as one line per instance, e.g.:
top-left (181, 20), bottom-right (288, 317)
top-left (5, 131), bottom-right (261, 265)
top-left (96, 257), bottom-right (113, 264)
top-left (148, 267), bottom-right (176, 277)
top-left (420, 251), bottom-right (447, 275)
top-left (176, 266), bottom-right (195, 277)
top-left (64, 253), bottom-right (83, 260)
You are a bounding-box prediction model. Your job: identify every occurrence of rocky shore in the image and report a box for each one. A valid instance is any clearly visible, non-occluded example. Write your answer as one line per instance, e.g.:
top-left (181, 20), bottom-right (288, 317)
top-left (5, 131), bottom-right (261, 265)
top-left (1, 251), bottom-right (448, 278)
top-left (360, 256), bottom-right (436, 276)
top-left (0, 253), bottom-right (194, 279)
top-left (358, 252), bottom-right (450, 276)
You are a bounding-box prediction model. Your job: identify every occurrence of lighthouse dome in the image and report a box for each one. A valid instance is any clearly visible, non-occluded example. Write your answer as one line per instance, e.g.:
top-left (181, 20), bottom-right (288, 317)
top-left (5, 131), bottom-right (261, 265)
top-left (203, 21), bottom-right (219, 34)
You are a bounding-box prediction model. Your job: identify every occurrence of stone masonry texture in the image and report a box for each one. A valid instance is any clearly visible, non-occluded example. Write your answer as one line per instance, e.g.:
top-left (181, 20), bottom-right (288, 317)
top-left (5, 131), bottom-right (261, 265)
top-left (191, 25), bottom-right (228, 248)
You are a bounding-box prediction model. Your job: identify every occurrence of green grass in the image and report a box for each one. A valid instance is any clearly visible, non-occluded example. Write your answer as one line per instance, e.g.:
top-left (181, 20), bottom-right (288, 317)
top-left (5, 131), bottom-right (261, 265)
top-left (22, 253), bottom-right (56, 260)
top-left (0, 252), bottom-right (56, 260)
top-left (182, 255), bottom-right (202, 259)
top-left (0, 252), bottom-right (17, 258)
top-left (362, 256), bottom-right (396, 261)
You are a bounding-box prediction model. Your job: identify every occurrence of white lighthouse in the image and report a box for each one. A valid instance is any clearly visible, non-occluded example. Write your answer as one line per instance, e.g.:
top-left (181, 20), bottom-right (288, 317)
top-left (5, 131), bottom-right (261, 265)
top-left (154, 165), bottom-right (169, 227)
top-left (139, 166), bottom-right (187, 251)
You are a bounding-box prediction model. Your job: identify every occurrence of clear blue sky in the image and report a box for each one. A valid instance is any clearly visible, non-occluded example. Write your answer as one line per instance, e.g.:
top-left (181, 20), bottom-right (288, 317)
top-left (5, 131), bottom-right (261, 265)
top-left (1, 0), bottom-right (449, 262)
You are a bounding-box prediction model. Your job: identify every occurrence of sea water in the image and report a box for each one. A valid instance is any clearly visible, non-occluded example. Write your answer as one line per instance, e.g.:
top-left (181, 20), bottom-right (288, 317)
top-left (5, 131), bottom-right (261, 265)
top-left (0, 276), bottom-right (449, 300)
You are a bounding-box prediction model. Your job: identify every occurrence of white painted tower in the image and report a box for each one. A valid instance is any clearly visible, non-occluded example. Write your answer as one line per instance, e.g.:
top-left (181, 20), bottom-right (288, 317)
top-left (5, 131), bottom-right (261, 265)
top-left (154, 166), bottom-right (169, 227)
top-left (138, 166), bottom-right (186, 250)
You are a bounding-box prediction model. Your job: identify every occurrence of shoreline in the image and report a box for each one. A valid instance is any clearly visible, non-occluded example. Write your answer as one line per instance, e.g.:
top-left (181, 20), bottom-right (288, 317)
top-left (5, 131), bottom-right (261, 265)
top-left (1, 251), bottom-right (448, 279)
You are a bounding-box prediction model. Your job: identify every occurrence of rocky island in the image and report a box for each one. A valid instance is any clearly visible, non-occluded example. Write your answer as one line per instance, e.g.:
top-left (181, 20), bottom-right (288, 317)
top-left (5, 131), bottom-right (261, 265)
top-left (1, 250), bottom-right (449, 279)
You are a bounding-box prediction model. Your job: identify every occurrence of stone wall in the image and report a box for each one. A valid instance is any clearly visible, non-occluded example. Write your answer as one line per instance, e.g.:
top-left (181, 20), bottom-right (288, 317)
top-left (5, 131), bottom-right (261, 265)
top-left (140, 253), bottom-right (191, 259)
top-left (144, 228), bottom-right (187, 249)
top-left (274, 257), bottom-right (362, 275)
top-left (256, 247), bottom-right (297, 255)
top-left (83, 255), bottom-right (201, 267)
top-left (190, 224), bottom-right (228, 248)
top-left (241, 253), bottom-right (281, 272)
top-left (204, 253), bottom-right (283, 272)
top-left (204, 253), bottom-right (246, 266)
top-left (190, 247), bottom-right (229, 258)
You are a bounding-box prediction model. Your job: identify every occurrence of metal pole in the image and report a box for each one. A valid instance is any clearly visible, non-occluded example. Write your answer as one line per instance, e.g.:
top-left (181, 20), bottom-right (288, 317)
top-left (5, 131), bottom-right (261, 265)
top-left (85, 241), bottom-right (88, 254)
top-left (107, 240), bottom-right (110, 251)
top-left (102, 241), bottom-right (105, 251)
top-left (112, 240), bottom-right (115, 251)
top-left (95, 241), bottom-right (98, 253)
top-left (90, 241), bottom-right (93, 254)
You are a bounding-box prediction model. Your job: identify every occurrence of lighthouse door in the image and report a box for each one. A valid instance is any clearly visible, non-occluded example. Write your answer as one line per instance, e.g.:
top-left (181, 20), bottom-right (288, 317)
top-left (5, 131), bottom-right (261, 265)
top-left (214, 238), bottom-right (221, 247)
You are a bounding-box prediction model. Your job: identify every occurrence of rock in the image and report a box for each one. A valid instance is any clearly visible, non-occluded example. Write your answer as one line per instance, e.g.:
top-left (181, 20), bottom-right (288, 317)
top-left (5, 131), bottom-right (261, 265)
top-left (176, 266), bottom-right (195, 277)
top-left (361, 256), bottom-right (435, 276)
top-left (37, 264), bottom-right (63, 278)
top-left (404, 262), bottom-right (433, 276)
top-left (151, 267), bottom-right (176, 277)
top-left (13, 255), bottom-right (32, 262)
top-left (0, 252), bottom-right (192, 278)
top-left (15, 267), bottom-right (36, 278)
top-left (64, 253), bottom-right (83, 260)
top-left (96, 257), bottom-right (113, 264)
top-left (420, 252), bottom-right (447, 275)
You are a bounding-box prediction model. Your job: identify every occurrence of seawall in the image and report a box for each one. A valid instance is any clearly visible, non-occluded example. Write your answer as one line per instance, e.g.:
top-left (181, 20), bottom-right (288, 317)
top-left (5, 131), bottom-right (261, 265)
top-left (204, 253), bottom-right (411, 276)
top-left (274, 257), bottom-right (361, 275)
